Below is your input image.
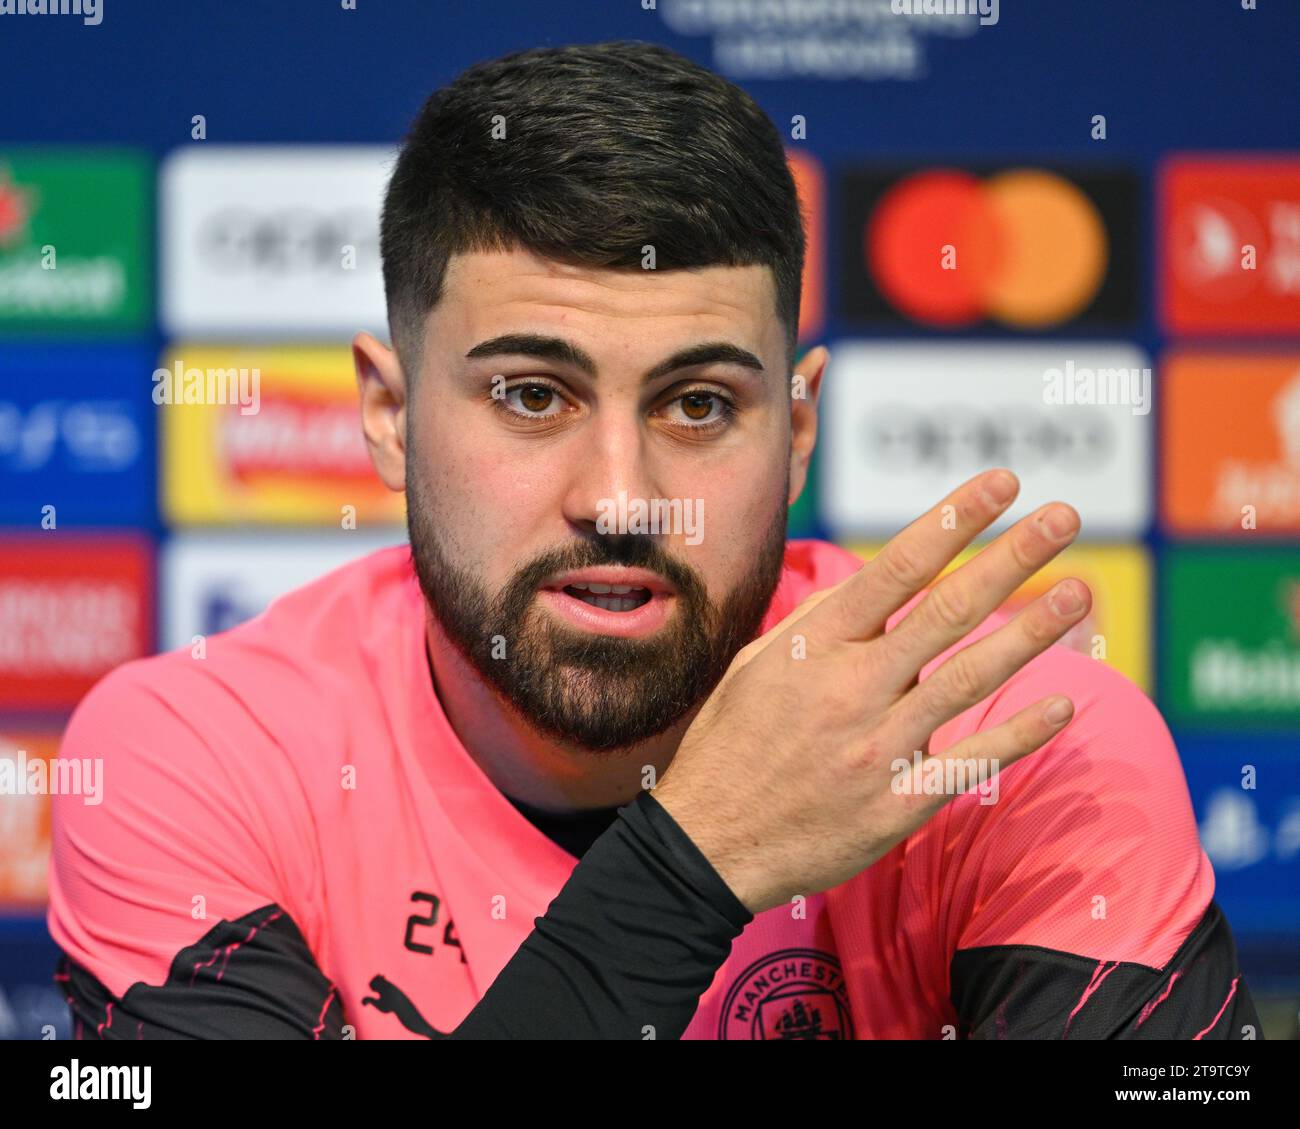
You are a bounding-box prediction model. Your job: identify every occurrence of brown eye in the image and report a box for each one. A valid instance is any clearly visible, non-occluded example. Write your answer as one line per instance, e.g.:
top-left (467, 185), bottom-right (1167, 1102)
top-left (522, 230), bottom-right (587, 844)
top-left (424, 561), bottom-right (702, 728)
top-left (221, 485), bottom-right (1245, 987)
top-left (680, 392), bottom-right (714, 421)
top-left (518, 385), bottom-right (554, 412)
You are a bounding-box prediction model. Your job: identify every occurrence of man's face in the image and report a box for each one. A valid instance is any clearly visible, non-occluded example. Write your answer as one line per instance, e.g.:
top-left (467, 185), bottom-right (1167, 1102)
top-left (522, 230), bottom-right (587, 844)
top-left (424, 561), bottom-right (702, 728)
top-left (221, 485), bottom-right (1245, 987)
top-left (401, 247), bottom-right (797, 752)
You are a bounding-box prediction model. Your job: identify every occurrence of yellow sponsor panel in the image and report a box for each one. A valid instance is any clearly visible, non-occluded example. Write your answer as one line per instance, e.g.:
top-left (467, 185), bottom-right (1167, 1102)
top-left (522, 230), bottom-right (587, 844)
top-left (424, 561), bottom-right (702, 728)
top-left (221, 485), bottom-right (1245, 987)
top-left (839, 541), bottom-right (1152, 691)
top-left (161, 345), bottom-right (406, 526)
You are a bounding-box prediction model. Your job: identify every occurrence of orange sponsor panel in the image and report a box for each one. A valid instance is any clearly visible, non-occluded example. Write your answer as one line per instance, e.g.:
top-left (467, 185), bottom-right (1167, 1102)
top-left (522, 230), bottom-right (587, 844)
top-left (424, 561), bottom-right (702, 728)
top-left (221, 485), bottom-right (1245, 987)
top-left (1162, 351), bottom-right (1300, 535)
top-left (0, 732), bottom-right (63, 906)
top-left (786, 149), bottom-right (825, 342)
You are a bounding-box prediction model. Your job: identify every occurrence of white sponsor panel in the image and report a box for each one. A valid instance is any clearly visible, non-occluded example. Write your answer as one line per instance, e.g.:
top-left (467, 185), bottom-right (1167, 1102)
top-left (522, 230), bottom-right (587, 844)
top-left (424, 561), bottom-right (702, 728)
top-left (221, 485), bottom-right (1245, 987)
top-left (161, 146), bottom-right (394, 336)
top-left (821, 342), bottom-right (1152, 538)
top-left (162, 532), bottom-right (406, 651)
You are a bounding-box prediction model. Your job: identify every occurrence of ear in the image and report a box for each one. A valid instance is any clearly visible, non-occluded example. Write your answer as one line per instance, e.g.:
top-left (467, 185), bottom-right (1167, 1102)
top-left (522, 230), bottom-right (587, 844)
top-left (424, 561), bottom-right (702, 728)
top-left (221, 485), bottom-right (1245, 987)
top-left (353, 331), bottom-right (408, 493)
top-left (788, 344), bottom-right (828, 507)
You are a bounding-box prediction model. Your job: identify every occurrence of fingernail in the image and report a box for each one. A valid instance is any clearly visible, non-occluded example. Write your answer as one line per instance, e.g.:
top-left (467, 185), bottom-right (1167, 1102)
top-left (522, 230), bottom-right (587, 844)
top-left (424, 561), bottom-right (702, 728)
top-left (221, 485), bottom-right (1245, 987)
top-left (1040, 505), bottom-right (1076, 541)
top-left (1049, 580), bottom-right (1084, 616)
top-left (1043, 697), bottom-right (1073, 726)
top-left (982, 469), bottom-right (1017, 506)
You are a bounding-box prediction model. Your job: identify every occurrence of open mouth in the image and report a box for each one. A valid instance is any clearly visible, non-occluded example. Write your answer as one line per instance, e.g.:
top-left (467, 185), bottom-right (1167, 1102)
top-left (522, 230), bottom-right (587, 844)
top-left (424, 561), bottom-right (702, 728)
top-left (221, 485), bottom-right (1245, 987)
top-left (538, 566), bottom-right (675, 637)
top-left (561, 582), bottom-right (653, 613)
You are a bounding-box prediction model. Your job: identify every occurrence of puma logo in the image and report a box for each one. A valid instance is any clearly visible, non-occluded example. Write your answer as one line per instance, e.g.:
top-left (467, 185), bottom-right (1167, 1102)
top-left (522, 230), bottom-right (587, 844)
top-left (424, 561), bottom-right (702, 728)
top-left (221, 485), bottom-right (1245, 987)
top-left (360, 974), bottom-right (449, 1039)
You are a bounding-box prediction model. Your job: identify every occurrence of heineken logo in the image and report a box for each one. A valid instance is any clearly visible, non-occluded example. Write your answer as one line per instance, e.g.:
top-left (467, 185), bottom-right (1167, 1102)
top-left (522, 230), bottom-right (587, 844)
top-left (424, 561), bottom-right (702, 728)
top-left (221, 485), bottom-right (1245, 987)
top-left (0, 153), bottom-right (148, 330)
top-left (1165, 549), bottom-right (1300, 727)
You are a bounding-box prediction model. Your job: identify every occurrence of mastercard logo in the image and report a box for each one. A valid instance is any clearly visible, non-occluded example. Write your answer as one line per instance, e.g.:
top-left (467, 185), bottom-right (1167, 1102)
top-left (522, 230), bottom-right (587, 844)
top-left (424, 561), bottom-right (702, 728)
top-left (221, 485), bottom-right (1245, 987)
top-left (862, 168), bottom-right (1110, 329)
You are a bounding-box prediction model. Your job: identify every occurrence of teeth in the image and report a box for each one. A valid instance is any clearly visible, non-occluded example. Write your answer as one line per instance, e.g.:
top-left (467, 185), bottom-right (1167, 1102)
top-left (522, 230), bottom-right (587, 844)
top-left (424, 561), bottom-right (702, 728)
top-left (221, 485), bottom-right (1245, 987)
top-left (563, 581), bottom-right (648, 595)
top-left (561, 585), bottom-right (652, 612)
top-left (577, 593), bottom-right (641, 611)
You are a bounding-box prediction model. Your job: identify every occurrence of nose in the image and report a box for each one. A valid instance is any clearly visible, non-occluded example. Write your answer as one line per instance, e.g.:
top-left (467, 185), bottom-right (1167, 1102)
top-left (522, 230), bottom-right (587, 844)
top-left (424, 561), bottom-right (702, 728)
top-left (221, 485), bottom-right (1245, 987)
top-left (558, 408), bottom-right (663, 541)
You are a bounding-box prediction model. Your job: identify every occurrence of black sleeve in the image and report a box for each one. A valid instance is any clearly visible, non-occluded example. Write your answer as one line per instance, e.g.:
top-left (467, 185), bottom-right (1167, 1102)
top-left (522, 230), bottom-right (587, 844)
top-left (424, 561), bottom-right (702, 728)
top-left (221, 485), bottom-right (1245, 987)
top-left (450, 786), bottom-right (753, 1039)
top-left (59, 790), bottom-right (753, 1040)
top-left (949, 901), bottom-right (1263, 1040)
top-left (58, 906), bottom-right (349, 1040)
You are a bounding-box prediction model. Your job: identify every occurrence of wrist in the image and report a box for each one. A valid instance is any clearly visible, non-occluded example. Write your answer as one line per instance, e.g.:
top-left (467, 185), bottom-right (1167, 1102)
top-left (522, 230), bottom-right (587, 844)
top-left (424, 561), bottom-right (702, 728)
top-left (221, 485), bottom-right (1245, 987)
top-left (646, 783), bottom-right (766, 915)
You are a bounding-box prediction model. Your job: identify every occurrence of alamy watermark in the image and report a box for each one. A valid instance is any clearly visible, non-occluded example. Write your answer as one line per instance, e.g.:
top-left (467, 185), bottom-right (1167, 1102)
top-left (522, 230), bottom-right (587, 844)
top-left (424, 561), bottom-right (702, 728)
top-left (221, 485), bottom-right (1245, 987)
top-left (1042, 360), bottom-right (1152, 416)
top-left (152, 360), bottom-right (261, 415)
top-left (891, 0), bottom-right (999, 27)
top-left (0, 751), bottom-right (102, 805)
top-left (891, 749), bottom-right (999, 805)
top-left (0, 0), bottom-right (102, 25)
top-left (50, 1061), bottom-right (150, 1109)
top-left (596, 491), bottom-right (705, 546)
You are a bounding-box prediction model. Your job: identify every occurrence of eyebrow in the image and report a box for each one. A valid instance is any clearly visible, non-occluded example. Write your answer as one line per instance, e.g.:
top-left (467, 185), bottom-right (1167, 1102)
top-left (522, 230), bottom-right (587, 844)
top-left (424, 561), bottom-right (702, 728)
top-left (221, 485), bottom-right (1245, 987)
top-left (463, 333), bottom-right (765, 382)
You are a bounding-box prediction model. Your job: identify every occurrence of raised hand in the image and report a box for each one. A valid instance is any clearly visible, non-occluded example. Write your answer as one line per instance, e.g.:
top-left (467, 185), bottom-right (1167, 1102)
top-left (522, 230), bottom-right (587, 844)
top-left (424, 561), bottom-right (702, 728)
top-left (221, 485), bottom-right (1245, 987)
top-left (652, 468), bottom-right (1092, 914)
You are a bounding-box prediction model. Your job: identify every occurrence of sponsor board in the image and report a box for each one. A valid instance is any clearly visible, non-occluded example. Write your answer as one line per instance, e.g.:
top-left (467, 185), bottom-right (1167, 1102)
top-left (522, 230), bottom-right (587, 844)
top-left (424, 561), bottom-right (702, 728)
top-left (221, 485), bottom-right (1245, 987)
top-left (0, 730), bottom-right (60, 907)
top-left (158, 345), bottom-right (406, 526)
top-left (160, 146), bottom-right (392, 336)
top-left (787, 150), bottom-right (824, 344)
top-left (1162, 351), bottom-right (1300, 536)
top-left (0, 151), bottom-right (149, 334)
top-left (1159, 155), bottom-right (1300, 335)
top-left (838, 164), bottom-right (1138, 330)
top-left (820, 341), bottom-right (1152, 538)
top-left (788, 446), bottom-right (818, 539)
top-left (0, 535), bottom-right (152, 711)
top-left (0, 346), bottom-right (154, 525)
top-left (1179, 736), bottom-right (1300, 940)
top-left (1162, 547), bottom-right (1300, 730)
top-left (161, 531), bottom-right (406, 651)
top-left (841, 541), bottom-right (1151, 690)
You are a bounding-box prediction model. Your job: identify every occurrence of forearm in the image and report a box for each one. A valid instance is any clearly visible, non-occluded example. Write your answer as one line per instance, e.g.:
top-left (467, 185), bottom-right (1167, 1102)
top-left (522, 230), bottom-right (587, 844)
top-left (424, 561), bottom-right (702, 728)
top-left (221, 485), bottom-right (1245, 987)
top-left (449, 789), bottom-right (752, 1039)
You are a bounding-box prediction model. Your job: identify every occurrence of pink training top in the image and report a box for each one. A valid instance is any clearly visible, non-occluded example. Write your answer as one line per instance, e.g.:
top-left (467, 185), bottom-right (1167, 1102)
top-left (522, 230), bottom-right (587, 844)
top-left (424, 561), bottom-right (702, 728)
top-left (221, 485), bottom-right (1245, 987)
top-left (47, 540), bottom-right (1223, 1040)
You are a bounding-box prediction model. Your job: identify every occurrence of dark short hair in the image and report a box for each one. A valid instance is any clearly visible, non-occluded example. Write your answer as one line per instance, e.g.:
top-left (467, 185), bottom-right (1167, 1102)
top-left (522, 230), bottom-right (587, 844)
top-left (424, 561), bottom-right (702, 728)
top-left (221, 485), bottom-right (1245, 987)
top-left (380, 40), bottom-right (805, 376)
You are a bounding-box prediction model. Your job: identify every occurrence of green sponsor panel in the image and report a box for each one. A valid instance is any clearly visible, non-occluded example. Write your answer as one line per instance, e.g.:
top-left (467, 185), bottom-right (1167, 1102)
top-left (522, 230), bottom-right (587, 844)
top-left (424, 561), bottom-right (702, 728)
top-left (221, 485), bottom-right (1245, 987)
top-left (1163, 547), bottom-right (1300, 730)
top-left (0, 151), bottom-right (150, 333)
top-left (787, 345), bottom-right (820, 539)
top-left (788, 444), bottom-right (818, 538)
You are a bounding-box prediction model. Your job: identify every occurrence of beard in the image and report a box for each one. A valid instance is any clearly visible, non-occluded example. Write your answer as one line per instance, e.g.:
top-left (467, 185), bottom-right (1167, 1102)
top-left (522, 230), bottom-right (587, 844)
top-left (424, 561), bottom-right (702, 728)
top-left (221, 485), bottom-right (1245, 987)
top-left (406, 471), bottom-right (790, 754)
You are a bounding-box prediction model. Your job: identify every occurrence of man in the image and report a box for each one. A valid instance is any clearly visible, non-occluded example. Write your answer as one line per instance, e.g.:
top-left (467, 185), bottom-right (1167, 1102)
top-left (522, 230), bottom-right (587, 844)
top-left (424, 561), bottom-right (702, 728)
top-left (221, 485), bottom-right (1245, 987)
top-left (48, 41), bottom-right (1256, 1040)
